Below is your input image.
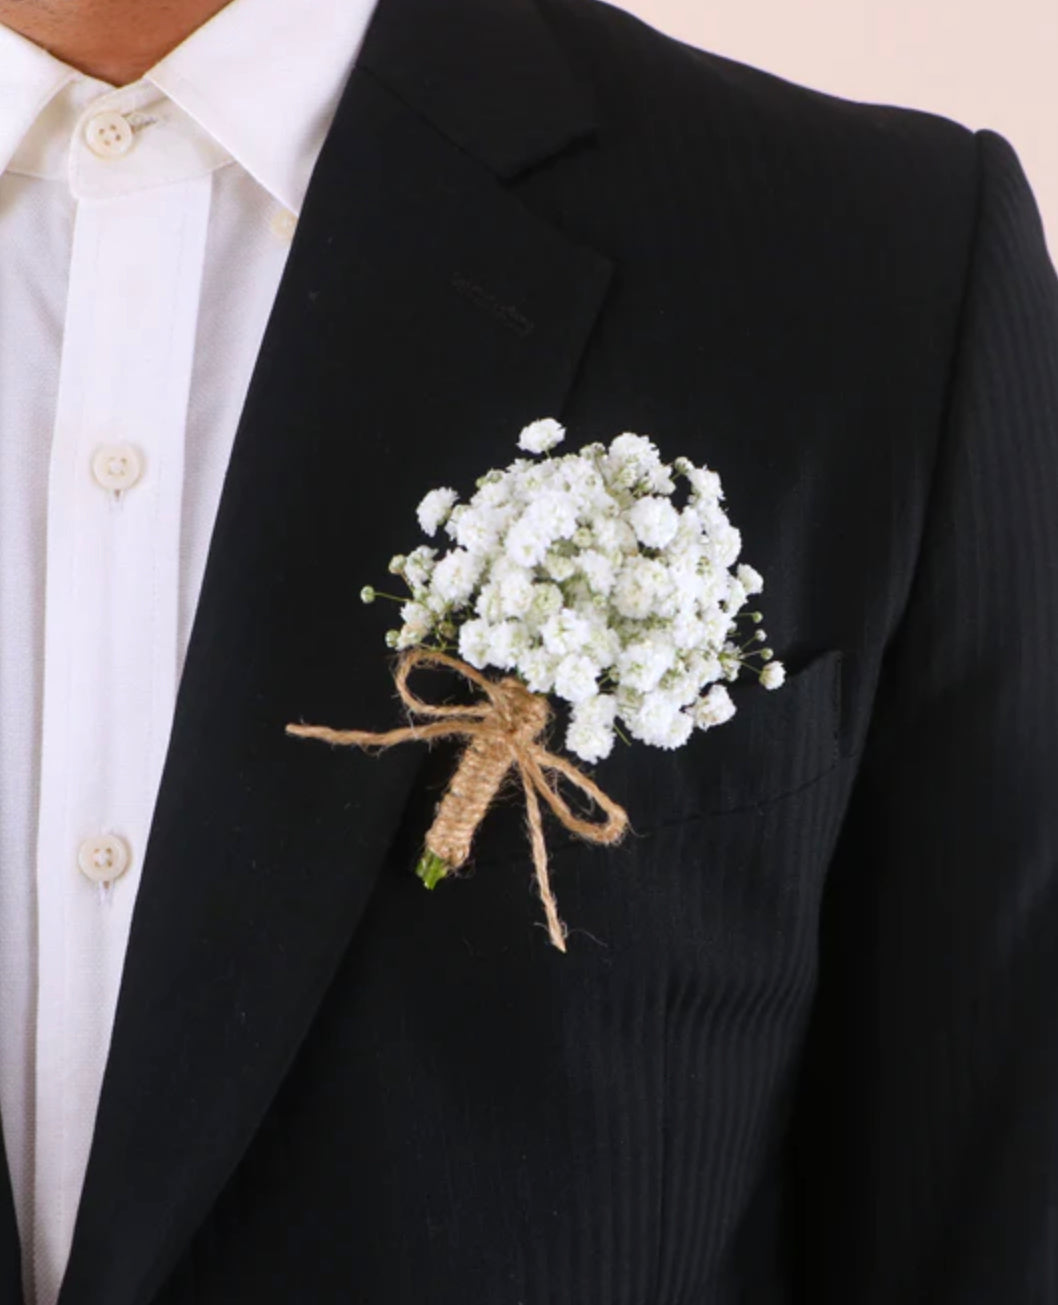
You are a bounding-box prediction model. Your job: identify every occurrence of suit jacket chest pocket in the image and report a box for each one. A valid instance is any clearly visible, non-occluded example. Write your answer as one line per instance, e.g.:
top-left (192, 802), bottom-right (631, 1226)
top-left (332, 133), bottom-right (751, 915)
top-left (465, 646), bottom-right (845, 865)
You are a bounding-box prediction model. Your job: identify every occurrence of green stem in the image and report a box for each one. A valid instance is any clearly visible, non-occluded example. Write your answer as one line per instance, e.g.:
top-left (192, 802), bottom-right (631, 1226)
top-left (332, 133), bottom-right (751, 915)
top-left (415, 849), bottom-right (450, 889)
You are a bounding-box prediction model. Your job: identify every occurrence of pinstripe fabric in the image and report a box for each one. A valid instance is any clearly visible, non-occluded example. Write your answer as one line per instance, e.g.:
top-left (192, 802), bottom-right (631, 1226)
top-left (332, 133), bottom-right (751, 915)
top-left (790, 127), bottom-right (1058, 1303)
top-left (8, 0), bottom-right (1055, 1302)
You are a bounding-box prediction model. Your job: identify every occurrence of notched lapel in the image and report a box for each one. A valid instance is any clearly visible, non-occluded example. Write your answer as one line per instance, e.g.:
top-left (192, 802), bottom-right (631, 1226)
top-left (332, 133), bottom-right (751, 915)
top-left (58, 3), bottom-right (613, 1303)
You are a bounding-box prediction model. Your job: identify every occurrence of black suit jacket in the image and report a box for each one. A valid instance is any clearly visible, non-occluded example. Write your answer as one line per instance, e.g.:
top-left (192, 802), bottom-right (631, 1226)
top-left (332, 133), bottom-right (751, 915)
top-left (6, 0), bottom-right (1056, 1301)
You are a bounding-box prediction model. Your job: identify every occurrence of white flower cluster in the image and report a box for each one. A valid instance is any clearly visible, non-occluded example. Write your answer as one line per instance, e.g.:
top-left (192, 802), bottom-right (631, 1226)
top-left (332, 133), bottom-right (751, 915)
top-left (369, 418), bottom-right (785, 764)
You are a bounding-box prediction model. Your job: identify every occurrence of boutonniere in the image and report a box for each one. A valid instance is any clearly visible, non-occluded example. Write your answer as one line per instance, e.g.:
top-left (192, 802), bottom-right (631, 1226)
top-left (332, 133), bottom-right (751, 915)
top-left (286, 419), bottom-right (785, 952)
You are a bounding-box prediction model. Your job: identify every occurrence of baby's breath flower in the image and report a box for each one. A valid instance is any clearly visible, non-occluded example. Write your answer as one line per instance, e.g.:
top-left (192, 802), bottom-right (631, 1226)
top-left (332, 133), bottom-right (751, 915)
top-left (578, 549), bottom-right (615, 595)
top-left (486, 619), bottom-right (529, 670)
top-left (625, 689), bottom-right (693, 749)
top-left (707, 518), bottom-right (742, 569)
top-left (518, 646), bottom-right (559, 695)
top-left (690, 683), bottom-right (736, 729)
top-left (669, 611), bottom-right (707, 649)
top-left (529, 490), bottom-right (579, 544)
top-left (558, 459), bottom-right (609, 514)
top-left (506, 516), bottom-right (549, 569)
top-left (723, 576), bottom-right (749, 616)
top-left (589, 513), bottom-right (637, 556)
top-left (395, 601), bottom-right (433, 649)
top-left (612, 557), bottom-right (672, 620)
top-left (675, 457), bottom-right (723, 503)
top-left (664, 510), bottom-right (703, 558)
top-left (566, 693), bottom-right (618, 763)
top-left (403, 545), bottom-right (437, 590)
top-left (616, 634), bottom-right (677, 693)
top-left (527, 582), bottom-right (563, 626)
top-left (703, 607), bottom-right (732, 646)
top-left (474, 581), bottom-right (504, 623)
top-left (553, 653), bottom-right (599, 704)
top-left (540, 609), bottom-right (592, 657)
top-left (430, 548), bottom-right (483, 606)
top-left (517, 417), bottom-right (566, 455)
top-left (416, 486), bottom-right (459, 537)
top-left (582, 618), bottom-right (621, 667)
top-left (605, 432), bottom-right (667, 494)
top-left (660, 663), bottom-right (709, 707)
top-left (458, 617), bottom-right (493, 669)
top-left (544, 550), bottom-right (577, 582)
top-left (760, 660), bottom-right (785, 689)
top-left (718, 647), bottom-right (743, 681)
top-left (449, 503), bottom-right (509, 554)
top-left (736, 562), bottom-right (764, 595)
top-left (492, 567), bottom-right (533, 618)
top-left (627, 495), bottom-right (680, 550)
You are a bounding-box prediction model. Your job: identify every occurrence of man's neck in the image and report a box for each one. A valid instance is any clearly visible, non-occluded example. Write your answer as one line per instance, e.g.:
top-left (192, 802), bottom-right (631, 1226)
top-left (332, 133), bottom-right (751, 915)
top-left (0, 0), bottom-right (235, 86)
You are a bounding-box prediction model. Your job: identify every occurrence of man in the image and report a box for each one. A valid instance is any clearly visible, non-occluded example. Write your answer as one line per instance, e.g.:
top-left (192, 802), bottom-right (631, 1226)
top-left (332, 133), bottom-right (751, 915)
top-left (0, 0), bottom-right (1055, 1301)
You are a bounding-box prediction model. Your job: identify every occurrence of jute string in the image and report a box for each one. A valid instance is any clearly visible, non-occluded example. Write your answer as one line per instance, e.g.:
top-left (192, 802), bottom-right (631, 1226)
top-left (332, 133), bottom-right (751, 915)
top-left (285, 648), bottom-right (629, 951)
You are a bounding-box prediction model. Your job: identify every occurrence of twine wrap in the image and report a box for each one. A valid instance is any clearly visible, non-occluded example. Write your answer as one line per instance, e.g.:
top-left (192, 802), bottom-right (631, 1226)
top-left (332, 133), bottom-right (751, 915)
top-left (285, 648), bottom-right (629, 951)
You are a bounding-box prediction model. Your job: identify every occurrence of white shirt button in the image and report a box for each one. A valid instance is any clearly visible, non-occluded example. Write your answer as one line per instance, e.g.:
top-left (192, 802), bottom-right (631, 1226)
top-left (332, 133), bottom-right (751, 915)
top-left (269, 207), bottom-right (297, 243)
top-left (84, 110), bottom-right (135, 159)
top-left (91, 442), bottom-right (143, 491)
top-left (77, 834), bottom-right (131, 884)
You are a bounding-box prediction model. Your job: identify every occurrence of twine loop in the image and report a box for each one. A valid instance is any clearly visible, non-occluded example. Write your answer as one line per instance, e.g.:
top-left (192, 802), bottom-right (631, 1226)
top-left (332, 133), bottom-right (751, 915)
top-left (286, 648), bottom-right (629, 951)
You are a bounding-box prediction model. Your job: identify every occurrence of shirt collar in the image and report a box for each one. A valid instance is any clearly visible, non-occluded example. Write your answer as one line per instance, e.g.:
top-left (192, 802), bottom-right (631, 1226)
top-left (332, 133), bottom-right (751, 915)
top-left (0, 0), bottom-right (381, 214)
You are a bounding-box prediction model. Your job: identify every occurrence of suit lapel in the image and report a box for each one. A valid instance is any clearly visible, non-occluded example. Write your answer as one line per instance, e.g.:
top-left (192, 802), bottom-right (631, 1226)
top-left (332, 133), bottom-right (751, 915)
top-left (56, 2), bottom-right (612, 1303)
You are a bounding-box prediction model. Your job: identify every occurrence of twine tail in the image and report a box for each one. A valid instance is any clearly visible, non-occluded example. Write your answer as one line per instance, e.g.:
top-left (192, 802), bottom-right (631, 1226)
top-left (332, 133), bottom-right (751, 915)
top-left (415, 728), bottom-right (514, 888)
top-left (520, 767), bottom-right (568, 953)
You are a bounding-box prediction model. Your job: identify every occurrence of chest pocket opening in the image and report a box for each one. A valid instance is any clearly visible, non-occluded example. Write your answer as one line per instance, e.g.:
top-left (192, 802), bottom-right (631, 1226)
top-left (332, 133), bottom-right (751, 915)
top-left (462, 646), bottom-right (844, 865)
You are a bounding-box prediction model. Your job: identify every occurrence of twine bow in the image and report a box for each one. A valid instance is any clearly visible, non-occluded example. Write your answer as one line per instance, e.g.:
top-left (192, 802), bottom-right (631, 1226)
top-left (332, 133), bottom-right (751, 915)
top-left (285, 648), bottom-right (629, 951)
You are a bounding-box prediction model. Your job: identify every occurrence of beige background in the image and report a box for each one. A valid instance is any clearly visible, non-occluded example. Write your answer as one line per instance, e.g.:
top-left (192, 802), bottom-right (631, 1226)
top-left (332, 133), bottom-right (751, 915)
top-left (614, 0), bottom-right (1058, 262)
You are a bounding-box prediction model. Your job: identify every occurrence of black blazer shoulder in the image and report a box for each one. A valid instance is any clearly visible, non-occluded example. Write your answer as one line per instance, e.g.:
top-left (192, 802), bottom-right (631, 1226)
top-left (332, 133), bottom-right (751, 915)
top-left (533, 0), bottom-right (981, 340)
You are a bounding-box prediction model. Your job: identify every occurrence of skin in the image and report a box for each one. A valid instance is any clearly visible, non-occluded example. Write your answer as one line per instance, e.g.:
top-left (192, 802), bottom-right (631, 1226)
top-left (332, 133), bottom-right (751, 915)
top-left (0, 0), bottom-right (234, 85)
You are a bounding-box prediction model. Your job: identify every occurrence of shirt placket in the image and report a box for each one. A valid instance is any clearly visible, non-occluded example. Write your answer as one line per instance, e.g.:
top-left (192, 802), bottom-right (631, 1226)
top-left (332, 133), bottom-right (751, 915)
top-left (31, 91), bottom-right (212, 1305)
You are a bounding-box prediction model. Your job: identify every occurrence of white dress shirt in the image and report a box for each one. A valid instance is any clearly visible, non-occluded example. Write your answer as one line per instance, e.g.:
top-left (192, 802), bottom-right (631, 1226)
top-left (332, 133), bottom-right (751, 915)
top-left (0, 1), bottom-right (380, 1300)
